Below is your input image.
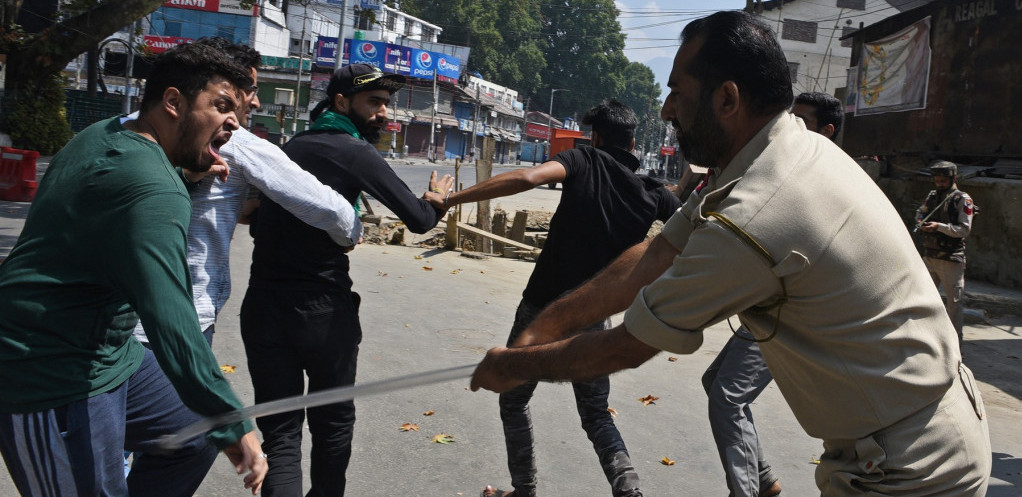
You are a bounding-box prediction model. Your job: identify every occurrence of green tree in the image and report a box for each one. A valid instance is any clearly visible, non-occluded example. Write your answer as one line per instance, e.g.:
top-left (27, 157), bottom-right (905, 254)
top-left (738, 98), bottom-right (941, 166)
top-left (401, 0), bottom-right (546, 97)
top-left (538, 0), bottom-right (627, 118)
top-left (1, 0), bottom-right (166, 151)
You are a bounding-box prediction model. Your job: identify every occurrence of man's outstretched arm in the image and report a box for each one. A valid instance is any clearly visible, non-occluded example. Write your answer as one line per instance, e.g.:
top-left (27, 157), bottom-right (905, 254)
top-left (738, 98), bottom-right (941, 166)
top-left (471, 324), bottom-right (660, 393)
top-left (513, 233), bottom-right (681, 347)
top-left (430, 160), bottom-right (567, 210)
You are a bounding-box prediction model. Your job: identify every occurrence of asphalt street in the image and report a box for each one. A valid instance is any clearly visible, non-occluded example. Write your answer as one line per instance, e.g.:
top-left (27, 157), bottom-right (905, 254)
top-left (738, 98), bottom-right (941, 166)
top-left (0, 158), bottom-right (1020, 496)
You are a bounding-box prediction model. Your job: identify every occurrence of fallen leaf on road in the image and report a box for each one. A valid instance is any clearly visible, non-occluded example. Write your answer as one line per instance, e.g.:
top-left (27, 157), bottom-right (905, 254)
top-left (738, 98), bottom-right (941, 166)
top-left (220, 365), bottom-right (236, 374)
top-left (450, 269), bottom-right (461, 274)
top-left (378, 271), bottom-right (388, 277)
top-left (660, 457), bottom-right (675, 466)
top-left (607, 407), bottom-right (617, 417)
top-left (810, 457), bottom-right (821, 465)
top-left (422, 266), bottom-right (434, 271)
top-left (399, 423), bottom-right (419, 432)
top-left (423, 410), bottom-right (435, 416)
top-left (638, 395), bottom-right (659, 406)
top-left (432, 433), bottom-right (455, 444)
top-left (414, 255), bottom-right (423, 260)
top-left (667, 356), bottom-right (677, 362)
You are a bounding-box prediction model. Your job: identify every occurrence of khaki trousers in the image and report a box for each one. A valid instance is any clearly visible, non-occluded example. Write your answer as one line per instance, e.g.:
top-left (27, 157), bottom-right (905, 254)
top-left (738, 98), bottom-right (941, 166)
top-left (815, 363), bottom-right (990, 496)
top-left (923, 257), bottom-right (965, 345)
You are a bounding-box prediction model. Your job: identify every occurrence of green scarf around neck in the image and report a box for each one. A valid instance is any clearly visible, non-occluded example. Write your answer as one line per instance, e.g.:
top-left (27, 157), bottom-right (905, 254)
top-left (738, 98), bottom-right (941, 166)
top-left (311, 110), bottom-right (362, 139)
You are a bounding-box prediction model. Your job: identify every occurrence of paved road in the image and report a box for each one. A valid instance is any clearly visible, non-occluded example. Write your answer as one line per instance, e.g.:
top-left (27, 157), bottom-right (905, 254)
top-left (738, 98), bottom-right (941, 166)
top-left (0, 158), bottom-right (1020, 496)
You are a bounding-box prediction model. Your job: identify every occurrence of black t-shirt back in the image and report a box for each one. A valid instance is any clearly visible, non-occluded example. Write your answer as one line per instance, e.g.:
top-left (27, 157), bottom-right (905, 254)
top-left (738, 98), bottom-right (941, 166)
top-left (522, 145), bottom-right (681, 306)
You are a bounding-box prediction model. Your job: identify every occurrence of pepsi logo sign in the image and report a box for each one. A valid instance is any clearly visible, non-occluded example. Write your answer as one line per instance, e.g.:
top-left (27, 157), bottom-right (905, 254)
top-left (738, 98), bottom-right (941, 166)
top-left (418, 51), bottom-right (433, 68)
top-left (357, 42), bottom-right (378, 59)
top-left (438, 57), bottom-right (459, 72)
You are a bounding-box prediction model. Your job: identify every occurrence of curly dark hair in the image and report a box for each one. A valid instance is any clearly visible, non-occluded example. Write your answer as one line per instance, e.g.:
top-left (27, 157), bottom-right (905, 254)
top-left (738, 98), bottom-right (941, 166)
top-left (139, 41), bottom-right (253, 112)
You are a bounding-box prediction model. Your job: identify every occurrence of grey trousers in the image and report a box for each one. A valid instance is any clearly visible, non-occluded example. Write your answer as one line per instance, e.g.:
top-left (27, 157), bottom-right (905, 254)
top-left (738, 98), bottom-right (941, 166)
top-left (702, 329), bottom-right (777, 497)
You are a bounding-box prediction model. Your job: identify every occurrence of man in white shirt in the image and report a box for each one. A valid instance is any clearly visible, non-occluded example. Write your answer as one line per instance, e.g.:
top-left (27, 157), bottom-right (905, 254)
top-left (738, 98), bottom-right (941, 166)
top-left (134, 37), bottom-right (362, 345)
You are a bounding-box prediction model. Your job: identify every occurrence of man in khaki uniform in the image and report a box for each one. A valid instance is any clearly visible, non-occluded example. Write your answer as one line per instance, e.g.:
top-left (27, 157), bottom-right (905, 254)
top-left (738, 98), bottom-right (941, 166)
top-left (470, 11), bottom-right (990, 496)
top-left (915, 161), bottom-right (974, 346)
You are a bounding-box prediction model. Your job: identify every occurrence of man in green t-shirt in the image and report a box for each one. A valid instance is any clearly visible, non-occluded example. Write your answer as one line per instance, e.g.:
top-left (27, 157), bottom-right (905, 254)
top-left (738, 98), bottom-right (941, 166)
top-left (0, 43), bottom-right (267, 496)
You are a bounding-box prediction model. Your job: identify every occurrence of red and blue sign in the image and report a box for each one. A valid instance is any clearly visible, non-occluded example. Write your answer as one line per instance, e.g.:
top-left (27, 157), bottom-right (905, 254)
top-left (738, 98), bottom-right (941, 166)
top-left (340, 39), bottom-right (460, 82)
top-left (351, 40), bottom-right (385, 68)
top-left (316, 36), bottom-right (339, 68)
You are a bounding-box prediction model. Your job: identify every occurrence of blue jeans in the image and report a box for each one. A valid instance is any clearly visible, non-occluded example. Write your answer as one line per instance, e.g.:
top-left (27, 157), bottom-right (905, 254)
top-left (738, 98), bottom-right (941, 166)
top-left (499, 300), bottom-right (641, 497)
top-left (702, 328), bottom-right (777, 497)
top-left (0, 349), bottom-right (219, 497)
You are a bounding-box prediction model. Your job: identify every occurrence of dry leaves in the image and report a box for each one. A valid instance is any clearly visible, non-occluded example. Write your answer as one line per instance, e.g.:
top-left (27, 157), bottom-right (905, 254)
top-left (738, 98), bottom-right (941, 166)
top-left (450, 269), bottom-right (461, 274)
top-left (607, 407), bottom-right (617, 417)
top-left (377, 271), bottom-right (388, 277)
top-left (399, 423), bottom-right (419, 432)
top-left (810, 457), bottom-right (821, 465)
top-left (220, 365), bottom-right (237, 374)
top-left (423, 410), bottom-right (435, 416)
top-left (638, 395), bottom-right (659, 406)
top-left (432, 433), bottom-right (455, 444)
top-left (667, 356), bottom-right (678, 362)
top-left (660, 457), bottom-right (675, 466)
top-left (414, 255), bottom-right (423, 260)
top-left (422, 266), bottom-right (434, 271)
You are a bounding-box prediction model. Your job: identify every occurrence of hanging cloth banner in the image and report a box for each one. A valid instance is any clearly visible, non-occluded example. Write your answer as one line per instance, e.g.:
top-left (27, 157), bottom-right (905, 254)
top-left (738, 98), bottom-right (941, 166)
top-left (855, 16), bottom-right (932, 116)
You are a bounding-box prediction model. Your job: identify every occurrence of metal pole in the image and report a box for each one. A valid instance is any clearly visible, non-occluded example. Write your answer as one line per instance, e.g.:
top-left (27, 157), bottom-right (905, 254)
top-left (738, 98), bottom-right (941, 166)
top-left (292, 15), bottom-right (306, 137)
top-left (334, 0), bottom-right (351, 68)
top-left (429, 69), bottom-right (437, 162)
top-left (547, 88), bottom-right (568, 161)
top-left (472, 84), bottom-right (481, 162)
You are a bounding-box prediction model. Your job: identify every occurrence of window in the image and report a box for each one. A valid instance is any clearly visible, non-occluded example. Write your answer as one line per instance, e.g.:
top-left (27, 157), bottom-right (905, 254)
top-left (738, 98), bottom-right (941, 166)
top-left (386, 12), bottom-right (396, 31)
top-left (782, 19), bottom-right (818, 44)
top-left (289, 37), bottom-right (311, 55)
top-left (837, 0), bottom-right (866, 10)
top-left (841, 26), bottom-right (857, 48)
top-left (788, 62), bottom-right (800, 85)
top-left (355, 12), bottom-right (372, 30)
top-left (216, 26), bottom-right (235, 42)
top-left (164, 21), bottom-right (182, 37)
top-left (421, 25), bottom-right (435, 41)
top-left (405, 20), bottom-right (415, 36)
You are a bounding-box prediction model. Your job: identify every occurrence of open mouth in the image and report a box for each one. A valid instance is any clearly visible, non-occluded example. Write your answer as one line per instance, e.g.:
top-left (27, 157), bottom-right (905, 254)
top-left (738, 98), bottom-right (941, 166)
top-left (210, 133), bottom-right (231, 160)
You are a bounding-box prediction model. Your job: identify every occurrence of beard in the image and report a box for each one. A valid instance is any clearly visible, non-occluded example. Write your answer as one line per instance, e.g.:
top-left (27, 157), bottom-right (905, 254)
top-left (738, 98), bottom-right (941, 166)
top-left (347, 108), bottom-right (382, 144)
top-left (170, 112), bottom-right (213, 173)
top-left (675, 92), bottom-right (731, 169)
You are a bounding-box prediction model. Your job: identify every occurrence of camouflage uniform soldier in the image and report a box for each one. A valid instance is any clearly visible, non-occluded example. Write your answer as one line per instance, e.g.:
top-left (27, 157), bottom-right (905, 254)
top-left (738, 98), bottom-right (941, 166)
top-left (915, 160), bottom-right (975, 345)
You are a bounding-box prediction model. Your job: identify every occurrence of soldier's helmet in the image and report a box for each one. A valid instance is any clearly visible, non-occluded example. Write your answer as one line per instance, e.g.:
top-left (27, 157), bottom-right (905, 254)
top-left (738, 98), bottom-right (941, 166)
top-left (929, 160), bottom-right (957, 177)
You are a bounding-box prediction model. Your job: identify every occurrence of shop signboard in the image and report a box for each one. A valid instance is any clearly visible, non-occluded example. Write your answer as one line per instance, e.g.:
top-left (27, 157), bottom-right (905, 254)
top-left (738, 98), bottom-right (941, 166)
top-left (316, 36), bottom-right (339, 68)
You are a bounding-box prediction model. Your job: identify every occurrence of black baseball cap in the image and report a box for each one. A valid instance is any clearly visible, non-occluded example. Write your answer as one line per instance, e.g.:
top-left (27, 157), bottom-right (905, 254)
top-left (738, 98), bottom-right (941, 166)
top-left (327, 64), bottom-right (406, 98)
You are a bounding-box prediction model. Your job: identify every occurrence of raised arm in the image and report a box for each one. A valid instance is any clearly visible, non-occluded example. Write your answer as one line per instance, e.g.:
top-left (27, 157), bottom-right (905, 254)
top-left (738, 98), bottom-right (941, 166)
top-left (427, 160), bottom-right (567, 211)
top-left (228, 135), bottom-right (361, 246)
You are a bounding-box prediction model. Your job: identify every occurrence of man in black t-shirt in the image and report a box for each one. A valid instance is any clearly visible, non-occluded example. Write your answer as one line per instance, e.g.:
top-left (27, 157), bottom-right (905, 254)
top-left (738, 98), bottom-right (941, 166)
top-left (436, 100), bottom-right (680, 497)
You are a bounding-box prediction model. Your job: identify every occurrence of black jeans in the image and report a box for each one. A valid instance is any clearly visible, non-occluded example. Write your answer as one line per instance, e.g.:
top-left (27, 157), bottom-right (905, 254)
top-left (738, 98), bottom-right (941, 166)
top-left (498, 300), bottom-right (641, 497)
top-left (240, 287), bottom-right (362, 497)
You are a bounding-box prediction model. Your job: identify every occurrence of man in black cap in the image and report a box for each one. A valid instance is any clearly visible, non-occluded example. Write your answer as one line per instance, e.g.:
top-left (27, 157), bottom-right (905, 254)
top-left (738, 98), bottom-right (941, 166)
top-left (915, 160), bottom-right (975, 346)
top-left (239, 63), bottom-right (453, 497)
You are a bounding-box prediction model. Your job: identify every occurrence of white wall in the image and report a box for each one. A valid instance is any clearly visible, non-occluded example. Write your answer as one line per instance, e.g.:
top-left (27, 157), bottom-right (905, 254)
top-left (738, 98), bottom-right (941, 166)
top-left (755, 0), bottom-right (899, 95)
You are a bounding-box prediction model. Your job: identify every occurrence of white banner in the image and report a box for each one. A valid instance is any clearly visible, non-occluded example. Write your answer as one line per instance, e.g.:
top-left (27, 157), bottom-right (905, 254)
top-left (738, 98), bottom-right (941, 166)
top-left (854, 17), bottom-right (931, 116)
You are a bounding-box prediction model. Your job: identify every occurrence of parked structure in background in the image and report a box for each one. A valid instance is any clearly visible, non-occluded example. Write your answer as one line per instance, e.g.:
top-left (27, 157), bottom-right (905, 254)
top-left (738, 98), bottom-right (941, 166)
top-left (745, 0), bottom-right (933, 104)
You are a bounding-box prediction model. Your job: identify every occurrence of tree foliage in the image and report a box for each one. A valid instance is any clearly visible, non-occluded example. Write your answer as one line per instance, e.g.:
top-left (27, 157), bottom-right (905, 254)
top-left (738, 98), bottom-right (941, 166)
top-left (401, 0), bottom-right (660, 125)
top-left (1, 0), bottom-right (166, 150)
